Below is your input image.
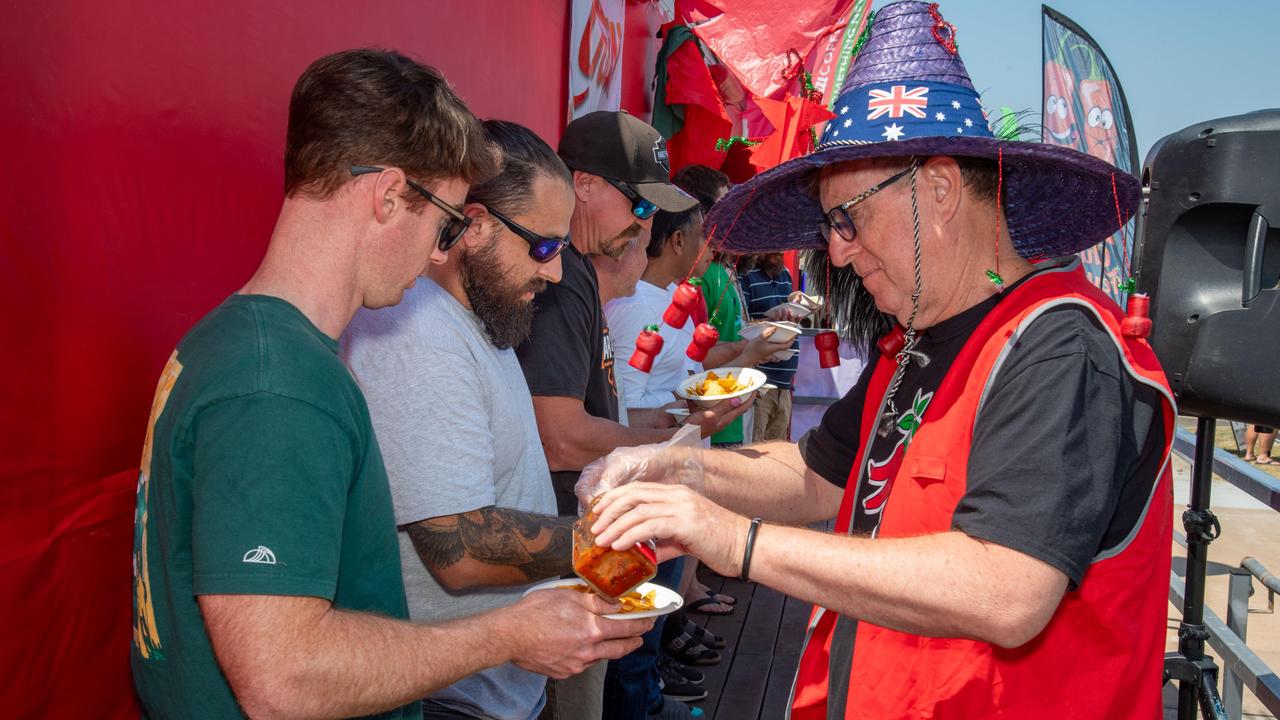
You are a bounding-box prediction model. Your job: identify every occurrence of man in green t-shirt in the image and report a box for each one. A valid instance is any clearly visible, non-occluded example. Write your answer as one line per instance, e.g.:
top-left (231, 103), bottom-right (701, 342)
top-left (130, 50), bottom-right (652, 720)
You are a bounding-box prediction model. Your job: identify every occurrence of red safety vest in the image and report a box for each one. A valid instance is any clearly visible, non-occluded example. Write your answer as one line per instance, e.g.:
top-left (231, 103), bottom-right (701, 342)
top-left (789, 262), bottom-right (1175, 719)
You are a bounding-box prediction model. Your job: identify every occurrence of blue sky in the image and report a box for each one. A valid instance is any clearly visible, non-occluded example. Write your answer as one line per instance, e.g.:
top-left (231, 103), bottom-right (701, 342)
top-left (940, 0), bottom-right (1278, 163)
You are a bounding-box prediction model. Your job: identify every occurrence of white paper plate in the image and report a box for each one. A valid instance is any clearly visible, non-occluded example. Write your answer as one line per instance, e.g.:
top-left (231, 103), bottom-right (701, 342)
top-left (789, 291), bottom-right (823, 308)
top-left (523, 578), bottom-right (683, 619)
top-left (767, 301), bottom-right (813, 319)
top-left (675, 366), bottom-right (767, 408)
top-left (739, 320), bottom-right (801, 344)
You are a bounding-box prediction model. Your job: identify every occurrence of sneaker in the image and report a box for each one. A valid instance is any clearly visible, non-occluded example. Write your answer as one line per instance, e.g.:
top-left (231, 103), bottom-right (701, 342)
top-left (648, 695), bottom-right (705, 718)
top-left (658, 666), bottom-right (708, 703)
top-left (660, 652), bottom-right (704, 684)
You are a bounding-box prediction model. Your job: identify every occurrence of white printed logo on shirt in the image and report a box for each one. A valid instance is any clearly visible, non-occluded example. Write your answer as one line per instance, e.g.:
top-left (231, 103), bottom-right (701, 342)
top-left (242, 546), bottom-right (277, 565)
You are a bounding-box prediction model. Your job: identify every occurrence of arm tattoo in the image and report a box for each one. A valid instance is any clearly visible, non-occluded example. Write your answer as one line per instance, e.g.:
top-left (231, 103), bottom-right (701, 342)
top-left (402, 517), bottom-right (465, 570)
top-left (403, 507), bottom-right (574, 583)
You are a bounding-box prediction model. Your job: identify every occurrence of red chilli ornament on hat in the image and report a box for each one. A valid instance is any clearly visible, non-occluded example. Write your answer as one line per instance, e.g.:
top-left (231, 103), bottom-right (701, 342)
top-left (663, 282), bottom-right (701, 329)
top-left (629, 324), bottom-right (664, 373)
top-left (1121, 294), bottom-right (1152, 339)
top-left (815, 330), bottom-right (841, 369)
top-left (686, 323), bottom-right (719, 362)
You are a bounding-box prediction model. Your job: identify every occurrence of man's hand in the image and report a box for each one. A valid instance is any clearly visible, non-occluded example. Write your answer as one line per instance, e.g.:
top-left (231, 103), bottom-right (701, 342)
top-left (504, 588), bottom-right (655, 679)
top-left (684, 394), bottom-right (754, 439)
top-left (736, 326), bottom-right (794, 367)
top-left (589, 482), bottom-right (750, 578)
top-left (764, 305), bottom-right (805, 323)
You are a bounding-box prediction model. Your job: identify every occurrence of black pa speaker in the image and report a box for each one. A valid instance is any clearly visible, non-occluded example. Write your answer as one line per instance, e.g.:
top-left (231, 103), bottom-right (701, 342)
top-left (1134, 109), bottom-right (1280, 427)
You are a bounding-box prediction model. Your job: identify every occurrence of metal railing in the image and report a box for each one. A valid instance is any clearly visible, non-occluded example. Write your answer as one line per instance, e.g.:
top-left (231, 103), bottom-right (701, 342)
top-left (1170, 428), bottom-right (1280, 718)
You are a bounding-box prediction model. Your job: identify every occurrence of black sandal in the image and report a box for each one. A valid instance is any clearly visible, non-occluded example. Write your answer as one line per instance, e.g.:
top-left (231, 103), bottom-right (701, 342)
top-left (685, 596), bottom-right (734, 617)
top-left (665, 630), bottom-right (722, 666)
top-left (683, 620), bottom-right (725, 650)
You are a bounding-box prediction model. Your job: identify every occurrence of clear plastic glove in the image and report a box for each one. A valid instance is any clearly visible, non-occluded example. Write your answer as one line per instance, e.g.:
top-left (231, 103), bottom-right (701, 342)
top-left (575, 424), bottom-right (705, 514)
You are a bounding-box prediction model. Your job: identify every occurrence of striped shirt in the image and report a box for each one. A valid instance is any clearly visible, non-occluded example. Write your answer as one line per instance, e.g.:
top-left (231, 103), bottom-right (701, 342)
top-left (739, 267), bottom-right (799, 389)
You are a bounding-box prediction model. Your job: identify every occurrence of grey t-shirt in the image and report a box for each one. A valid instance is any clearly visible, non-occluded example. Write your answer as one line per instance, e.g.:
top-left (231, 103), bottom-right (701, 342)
top-left (342, 278), bottom-right (557, 720)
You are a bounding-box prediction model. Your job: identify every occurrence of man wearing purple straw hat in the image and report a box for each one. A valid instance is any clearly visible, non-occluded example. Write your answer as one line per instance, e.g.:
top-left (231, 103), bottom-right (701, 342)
top-left (580, 2), bottom-right (1176, 718)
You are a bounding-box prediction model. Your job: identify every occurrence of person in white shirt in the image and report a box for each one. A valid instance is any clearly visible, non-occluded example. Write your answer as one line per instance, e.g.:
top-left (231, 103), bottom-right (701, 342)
top-left (607, 206), bottom-right (789, 430)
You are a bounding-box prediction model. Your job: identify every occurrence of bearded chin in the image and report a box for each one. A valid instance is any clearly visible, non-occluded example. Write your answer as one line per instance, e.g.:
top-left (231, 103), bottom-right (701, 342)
top-left (460, 241), bottom-right (539, 350)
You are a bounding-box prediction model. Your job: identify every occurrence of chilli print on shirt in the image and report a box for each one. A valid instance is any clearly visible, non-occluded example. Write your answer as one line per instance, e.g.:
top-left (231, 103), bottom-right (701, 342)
top-left (862, 388), bottom-right (933, 536)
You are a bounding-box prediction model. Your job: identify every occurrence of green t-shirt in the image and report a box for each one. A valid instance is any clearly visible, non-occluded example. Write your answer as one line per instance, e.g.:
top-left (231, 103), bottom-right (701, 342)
top-left (698, 263), bottom-right (745, 444)
top-left (130, 295), bottom-right (416, 719)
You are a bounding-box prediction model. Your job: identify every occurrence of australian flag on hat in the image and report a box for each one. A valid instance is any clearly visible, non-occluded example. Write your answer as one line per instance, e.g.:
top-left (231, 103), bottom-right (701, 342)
top-left (819, 2), bottom-right (994, 148)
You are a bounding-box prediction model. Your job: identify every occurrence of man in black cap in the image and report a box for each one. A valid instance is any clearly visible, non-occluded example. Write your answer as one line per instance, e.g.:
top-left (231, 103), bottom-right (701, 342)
top-left (518, 111), bottom-right (746, 720)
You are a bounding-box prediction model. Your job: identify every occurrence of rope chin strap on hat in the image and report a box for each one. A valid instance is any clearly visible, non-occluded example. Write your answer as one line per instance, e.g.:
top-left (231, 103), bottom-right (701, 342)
top-left (878, 159), bottom-right (929, 438)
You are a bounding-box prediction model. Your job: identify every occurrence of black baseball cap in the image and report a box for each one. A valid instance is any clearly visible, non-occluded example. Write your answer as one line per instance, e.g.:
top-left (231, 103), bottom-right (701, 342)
top-left (558, 111), bottom-right (698, 213)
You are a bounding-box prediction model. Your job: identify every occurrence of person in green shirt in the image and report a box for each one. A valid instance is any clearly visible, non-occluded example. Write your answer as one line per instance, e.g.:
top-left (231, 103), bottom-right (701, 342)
top-left (675, 166), bottom-right (758, 447)
top-left (130, 49), bottom-right (652, 720)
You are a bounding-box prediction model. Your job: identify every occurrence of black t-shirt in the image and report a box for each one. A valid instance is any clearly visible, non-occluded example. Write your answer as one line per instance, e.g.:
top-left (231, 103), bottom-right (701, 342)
top-left (800, 269), bottom-right (1164, 587)
top-left (516, 244), bottom-right (619, 514)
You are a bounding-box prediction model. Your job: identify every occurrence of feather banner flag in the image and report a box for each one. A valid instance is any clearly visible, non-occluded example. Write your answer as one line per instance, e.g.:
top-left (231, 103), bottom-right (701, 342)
top-left (1043, 5), bottom-right (1139, 302)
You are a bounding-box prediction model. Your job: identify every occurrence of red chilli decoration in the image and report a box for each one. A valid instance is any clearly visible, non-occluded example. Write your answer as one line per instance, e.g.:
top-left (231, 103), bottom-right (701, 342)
top-left (686, 323), bottom-right (719, 362)
top-left (663, 282), bottom-right (702, 329)
top-left (815, 331), bottom-right (841, 369)
top-left (629, 324), bottom-right (664, 373)
top-left (817, 260), bottom-right (841, 368)
top-left (1121, 294), bottom-right (1152, 339)
top-left (928, 3), bottom-right (958, 55)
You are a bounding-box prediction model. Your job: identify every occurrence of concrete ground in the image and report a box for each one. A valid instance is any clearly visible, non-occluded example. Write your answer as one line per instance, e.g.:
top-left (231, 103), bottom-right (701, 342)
top-left (1166, 421), bottom-right (1280, 719)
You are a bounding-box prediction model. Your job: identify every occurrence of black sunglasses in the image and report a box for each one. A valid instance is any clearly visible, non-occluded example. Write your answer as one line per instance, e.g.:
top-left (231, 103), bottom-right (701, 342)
top-left (817, 161), bottom-right (917, 244)
top-left (350, 165), bottom-right (471, 251)
top-left (602, 177), bottom-right (659, 220)
top-left (485, 206), bottom-right (570, 264)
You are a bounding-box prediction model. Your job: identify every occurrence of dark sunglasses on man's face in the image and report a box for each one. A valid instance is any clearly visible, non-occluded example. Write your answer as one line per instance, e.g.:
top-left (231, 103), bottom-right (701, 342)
top-left (816, 162), bottom-right (916, 244)
top-left (484, 206), bottom-right (570, 264)
top-left (350, 165), bottom-right (471, 252)
top-left (602, 176), bottom-right (659, 220)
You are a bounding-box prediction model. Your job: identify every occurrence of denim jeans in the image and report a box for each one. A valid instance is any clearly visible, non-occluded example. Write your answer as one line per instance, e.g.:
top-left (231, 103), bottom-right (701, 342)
top-left (601, 557), bottom-right (685, 719)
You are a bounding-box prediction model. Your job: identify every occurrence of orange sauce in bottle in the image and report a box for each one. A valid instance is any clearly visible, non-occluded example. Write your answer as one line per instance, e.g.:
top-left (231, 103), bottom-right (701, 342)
top-left (572, 501), bottom-right (657, 599)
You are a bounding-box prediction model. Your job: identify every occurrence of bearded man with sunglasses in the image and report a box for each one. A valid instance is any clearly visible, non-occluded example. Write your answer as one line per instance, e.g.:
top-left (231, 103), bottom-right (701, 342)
top-left (343, 120), bottom-right (598, 720)
top-left (130, 52), bottom-right (653, 720)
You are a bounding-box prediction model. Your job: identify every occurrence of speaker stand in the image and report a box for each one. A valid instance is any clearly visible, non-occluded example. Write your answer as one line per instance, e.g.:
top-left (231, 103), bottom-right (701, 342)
top-left (1163, 416), bottom-right (1227, 720)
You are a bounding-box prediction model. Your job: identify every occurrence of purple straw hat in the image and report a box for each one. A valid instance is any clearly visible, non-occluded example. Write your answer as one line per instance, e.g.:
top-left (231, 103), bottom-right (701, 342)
top-left (706, 0), bottom-right (1139, 259)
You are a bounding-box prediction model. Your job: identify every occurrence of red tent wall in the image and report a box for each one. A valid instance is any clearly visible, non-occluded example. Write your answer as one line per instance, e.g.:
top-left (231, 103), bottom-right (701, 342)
top-left (0, 3), bottom-right (573, 716)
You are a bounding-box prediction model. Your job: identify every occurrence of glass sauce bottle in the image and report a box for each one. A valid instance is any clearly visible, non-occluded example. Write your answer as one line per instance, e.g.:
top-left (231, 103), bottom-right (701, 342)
top-left (573, 500), bottom-right (657, 599)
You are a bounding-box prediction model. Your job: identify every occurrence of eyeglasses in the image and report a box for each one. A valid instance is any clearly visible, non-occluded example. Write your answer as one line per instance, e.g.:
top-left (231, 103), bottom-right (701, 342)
top-left (817, 161), bottom-right (917, 244)
top-left (350, 165), bottom-right (472, 251)
top-left (485, 206), bottom-right (570, 264)
top-left (602, 177), bottom-right (659, 220)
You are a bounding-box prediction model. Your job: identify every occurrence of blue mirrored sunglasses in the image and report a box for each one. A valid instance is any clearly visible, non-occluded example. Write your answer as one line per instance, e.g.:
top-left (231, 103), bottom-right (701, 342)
top-left (602, 176), bottom-right (659, 220)
top-left (484, 206), bottom-right (569, 263)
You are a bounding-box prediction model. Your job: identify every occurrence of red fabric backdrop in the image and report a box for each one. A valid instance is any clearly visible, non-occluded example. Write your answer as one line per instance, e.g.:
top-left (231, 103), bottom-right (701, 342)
top-left (0, 2), bottom-right (593, 716)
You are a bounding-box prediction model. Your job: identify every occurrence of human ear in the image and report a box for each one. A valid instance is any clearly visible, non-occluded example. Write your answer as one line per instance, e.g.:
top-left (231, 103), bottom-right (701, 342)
top-left (668, 229), bottom-right (685, 255)
top-left (572, 171), bottom-right (594, 203)
top-left (460, 203), bottom-right (489, 248)
top-left (924, 156), bottom-right (962, 224)
top-left (373, 168), bottom-right (407, 224)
